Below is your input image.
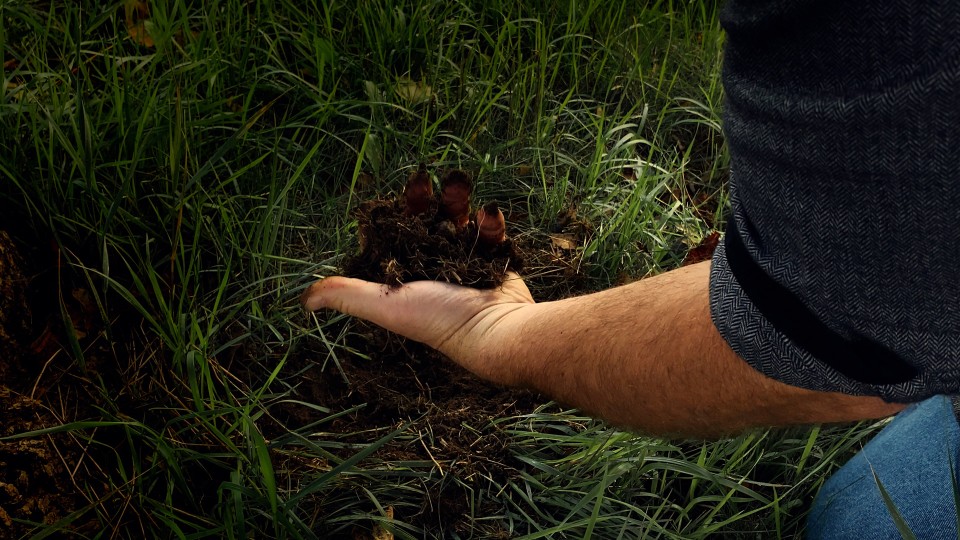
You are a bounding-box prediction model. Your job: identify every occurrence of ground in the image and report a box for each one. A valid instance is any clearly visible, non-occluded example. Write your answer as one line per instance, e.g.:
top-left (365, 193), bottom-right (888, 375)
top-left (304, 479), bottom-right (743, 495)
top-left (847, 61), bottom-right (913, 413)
top-left (0, 173), bottom-right (723, 536)
top-left (0, 189), bottom-right (601, 537)
top-left (283, 337), bottom-right (541, 536)
top-left (0, 232), bottom-right (99, 535)
top-left (0, 388), bottom-right (94, 534)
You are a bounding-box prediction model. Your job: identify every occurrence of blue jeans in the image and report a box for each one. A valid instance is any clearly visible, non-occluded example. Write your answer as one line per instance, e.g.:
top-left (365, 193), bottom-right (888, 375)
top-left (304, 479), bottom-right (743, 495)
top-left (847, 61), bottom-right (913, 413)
top-left (807, 395), bottom-right (960, 539)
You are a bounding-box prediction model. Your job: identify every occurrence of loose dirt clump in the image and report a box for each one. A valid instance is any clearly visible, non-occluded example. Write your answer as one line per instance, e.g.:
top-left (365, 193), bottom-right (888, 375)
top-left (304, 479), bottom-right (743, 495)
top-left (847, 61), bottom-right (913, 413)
top-left (342, 168), bottom-right (523, 288)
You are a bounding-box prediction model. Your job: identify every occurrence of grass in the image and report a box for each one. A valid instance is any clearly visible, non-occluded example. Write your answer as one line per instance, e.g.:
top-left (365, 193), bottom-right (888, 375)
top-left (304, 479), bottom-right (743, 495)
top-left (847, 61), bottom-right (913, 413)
top-left (0, 0), bottom-right (886, 538)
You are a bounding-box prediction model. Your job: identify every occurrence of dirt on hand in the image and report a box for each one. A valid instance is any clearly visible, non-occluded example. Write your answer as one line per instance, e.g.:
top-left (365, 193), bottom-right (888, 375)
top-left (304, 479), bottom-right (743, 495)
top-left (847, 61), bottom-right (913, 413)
top-left (342, 168), bottom-right (523, 288)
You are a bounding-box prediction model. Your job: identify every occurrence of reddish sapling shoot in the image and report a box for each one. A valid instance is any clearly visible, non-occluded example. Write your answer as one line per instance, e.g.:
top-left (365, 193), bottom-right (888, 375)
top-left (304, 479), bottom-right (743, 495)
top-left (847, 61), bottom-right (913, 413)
top-left (476, 202), bottom-right (506, 247)
top-left (403, 163), bottom-right (433, 216)
top-left (439, 169), bottom-right (472, 228)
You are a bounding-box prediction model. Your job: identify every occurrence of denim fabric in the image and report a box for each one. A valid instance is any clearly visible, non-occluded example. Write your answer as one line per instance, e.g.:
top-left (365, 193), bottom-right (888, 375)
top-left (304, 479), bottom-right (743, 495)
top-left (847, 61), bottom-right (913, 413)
top-left (807, 395), bottom-right (960, 539)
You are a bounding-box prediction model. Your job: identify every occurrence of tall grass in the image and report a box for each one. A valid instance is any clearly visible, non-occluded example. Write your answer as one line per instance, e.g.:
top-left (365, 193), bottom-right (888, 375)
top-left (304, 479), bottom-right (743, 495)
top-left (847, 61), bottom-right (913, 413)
top-left (0, 1), bottom-right (880, 537)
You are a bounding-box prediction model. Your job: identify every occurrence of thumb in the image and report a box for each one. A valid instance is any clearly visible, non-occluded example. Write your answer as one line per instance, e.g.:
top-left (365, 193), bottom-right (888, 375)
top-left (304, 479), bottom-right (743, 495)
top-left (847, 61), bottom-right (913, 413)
top-left (301, 276), bottom-right (396, 326)
top-left (300, 276), bottom-right (475, 346)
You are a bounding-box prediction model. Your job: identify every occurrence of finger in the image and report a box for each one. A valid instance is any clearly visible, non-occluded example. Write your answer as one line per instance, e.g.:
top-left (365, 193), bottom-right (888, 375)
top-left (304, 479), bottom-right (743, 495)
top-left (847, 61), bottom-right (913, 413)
top-left (302, 276), bottom-right (456, 341)
top-left (303, 273), bottom-right (531, 316)
top-left (301, 276), bottom-right (389, 317)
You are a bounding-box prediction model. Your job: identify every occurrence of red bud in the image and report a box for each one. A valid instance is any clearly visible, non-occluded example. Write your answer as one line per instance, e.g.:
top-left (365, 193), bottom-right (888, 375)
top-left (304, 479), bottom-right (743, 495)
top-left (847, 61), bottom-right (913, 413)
top-left (439, 169), bottom-right (472, 228)
top-left (476, 202), bottom-right (506, 246)
top-left (403, 163), bottom-right (433, 216)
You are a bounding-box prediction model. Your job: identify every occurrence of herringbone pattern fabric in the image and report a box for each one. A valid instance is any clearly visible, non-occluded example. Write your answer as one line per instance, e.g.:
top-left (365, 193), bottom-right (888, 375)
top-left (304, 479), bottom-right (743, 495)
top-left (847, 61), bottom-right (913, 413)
top-left (710, 1), bottom-right (960, 403)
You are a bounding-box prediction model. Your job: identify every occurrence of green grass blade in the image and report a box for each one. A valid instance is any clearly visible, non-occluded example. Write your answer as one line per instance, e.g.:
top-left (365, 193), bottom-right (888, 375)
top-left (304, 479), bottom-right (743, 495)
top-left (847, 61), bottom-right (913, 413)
top-left (871, 466), bottom-right (918, 540)
top-left (949, 452), bottom-right (960, 538)
top-left (285, 422), bottom-right (409, 508)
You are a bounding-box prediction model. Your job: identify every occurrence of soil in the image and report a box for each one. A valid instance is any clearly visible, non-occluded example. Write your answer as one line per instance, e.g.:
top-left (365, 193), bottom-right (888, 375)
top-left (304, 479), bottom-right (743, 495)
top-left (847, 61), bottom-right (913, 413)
top-left (285, 169), bottom-right (719, 535)
top-left (284, 334), bottom-right (542, 537)
top-left (342, 197), bottom-right (522, 289)
top-left (0, 231), bottom-right (100, 537)
top-left (0, 388), bottom-right (94, 535)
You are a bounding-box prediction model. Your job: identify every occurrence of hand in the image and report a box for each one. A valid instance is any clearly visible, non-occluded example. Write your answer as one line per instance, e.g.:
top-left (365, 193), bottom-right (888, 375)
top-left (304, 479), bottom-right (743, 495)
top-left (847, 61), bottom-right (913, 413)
top-left (300, 273), bottom-right (535, 386)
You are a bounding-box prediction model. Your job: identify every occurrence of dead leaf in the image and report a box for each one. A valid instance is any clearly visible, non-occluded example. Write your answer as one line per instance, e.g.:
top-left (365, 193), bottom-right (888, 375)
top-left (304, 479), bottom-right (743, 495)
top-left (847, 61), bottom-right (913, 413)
top-left (123, 0), bottom-right (149, 20)
top-left (615, 271), bottom-right (638, 286)
top-left (127, 21), bottom-right (155, 47)
top-left (372, 506), bottom-right (394, 540)
top-left (550, 206), bottom-right (578, 232)
top-left (67, 287), bottom-right (98, 339)
top-left (352, 506), bottom-right (395, 540)
top-left (225, 96), bottom-right (242, 112)
top-left (124, 0), bottom-right (155, 47)
top-left (466, 123), bottom-right (486, 147)
top-left (550, 234), bottom-right (578, 250)
top-left (395, 78), bottom-right (432, 104)
top-left (172, 28), bottom-right (199, 46)
top-left (72, 288), bottom-right (95, 315)
top-left (681, 231), bottom-right (720, 266)
top-left (29, 325), bottom-right (57, 355)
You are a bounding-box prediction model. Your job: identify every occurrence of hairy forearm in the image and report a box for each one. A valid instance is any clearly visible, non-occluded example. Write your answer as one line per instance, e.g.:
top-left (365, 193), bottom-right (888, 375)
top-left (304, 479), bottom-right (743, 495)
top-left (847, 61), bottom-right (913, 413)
top-left (494, 261), bottom-right (904, 437)
top-left (302, 260), bottom-right (905, 438)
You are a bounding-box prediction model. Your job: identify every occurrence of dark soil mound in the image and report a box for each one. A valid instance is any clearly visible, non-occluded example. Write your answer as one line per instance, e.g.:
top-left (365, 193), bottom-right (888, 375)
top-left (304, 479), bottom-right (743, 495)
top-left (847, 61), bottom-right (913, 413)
top-left (343, 169), bottom-right (523, 289)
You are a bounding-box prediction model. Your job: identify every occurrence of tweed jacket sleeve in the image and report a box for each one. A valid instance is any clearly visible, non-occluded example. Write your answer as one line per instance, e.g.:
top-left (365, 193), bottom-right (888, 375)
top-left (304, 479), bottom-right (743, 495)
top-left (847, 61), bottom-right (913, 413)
top-left (709, 0), bottom-right (960, 403)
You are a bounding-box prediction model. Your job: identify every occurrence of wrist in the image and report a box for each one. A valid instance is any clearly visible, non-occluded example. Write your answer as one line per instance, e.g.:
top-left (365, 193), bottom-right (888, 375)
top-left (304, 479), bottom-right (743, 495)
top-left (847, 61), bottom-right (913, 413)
top-left (454, 301), bottom-right (541, 388)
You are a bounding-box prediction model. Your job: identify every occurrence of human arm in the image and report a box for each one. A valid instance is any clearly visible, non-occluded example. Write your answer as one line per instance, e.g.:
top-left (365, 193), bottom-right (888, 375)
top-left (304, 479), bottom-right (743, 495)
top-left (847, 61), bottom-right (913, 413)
top-left (301, 260), bottom-right (905, 438)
